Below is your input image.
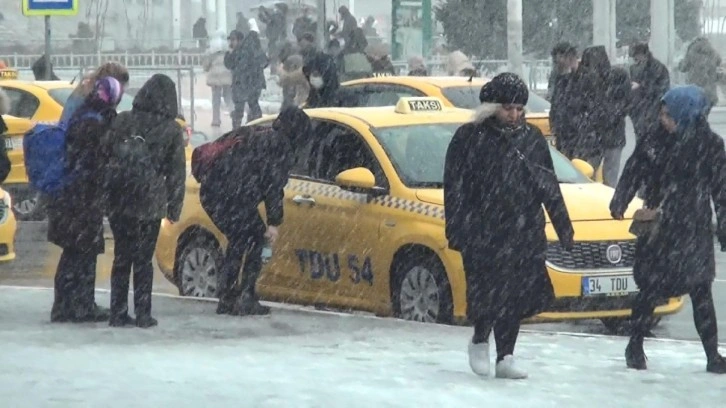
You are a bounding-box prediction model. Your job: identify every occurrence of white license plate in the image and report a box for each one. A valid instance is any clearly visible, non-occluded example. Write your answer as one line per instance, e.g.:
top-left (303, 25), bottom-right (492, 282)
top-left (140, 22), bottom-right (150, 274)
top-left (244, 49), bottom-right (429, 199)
top-left (582, 275), bottom-right (638, 296)
top-left (4, 137), bottom-right (22, 150)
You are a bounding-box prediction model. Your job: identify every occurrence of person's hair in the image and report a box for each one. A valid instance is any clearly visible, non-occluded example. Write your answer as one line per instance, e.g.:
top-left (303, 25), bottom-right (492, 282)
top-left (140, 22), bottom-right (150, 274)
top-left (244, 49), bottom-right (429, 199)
top-left (76, 62), bottom-right (129, 98)
top-left (551, 42), bottom-right (576, 58)
top-left (630, 42), bottom-right (650, 58)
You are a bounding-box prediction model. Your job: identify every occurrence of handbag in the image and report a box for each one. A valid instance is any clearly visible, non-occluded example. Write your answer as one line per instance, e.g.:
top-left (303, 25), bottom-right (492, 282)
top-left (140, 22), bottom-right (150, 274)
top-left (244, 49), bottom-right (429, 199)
top-left (629, 207), bottom-right (660, 237)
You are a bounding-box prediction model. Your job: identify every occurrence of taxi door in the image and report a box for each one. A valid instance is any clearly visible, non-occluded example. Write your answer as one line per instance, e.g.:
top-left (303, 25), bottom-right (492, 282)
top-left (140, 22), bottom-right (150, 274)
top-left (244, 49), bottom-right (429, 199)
top-left (280, 121), bottom-right (386, 305)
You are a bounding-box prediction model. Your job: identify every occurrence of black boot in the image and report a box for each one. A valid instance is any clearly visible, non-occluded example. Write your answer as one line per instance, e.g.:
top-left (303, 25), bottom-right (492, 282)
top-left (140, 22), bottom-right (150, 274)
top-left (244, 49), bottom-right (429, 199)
top-left (625, 338), bottom-right (647, 370)
top-left (136, 315), bottom-right (158, 328)
top-left (72, 303), bottom-right (110, 323)
top-left (216, 296), bottom-right (236, 315)
top-left (50, 302), bottom-right (70, 323)
top-left (707, 354), bottom-right (726, 374)
top-left (231, 293), bottom-right (271, 316)
top-left (109, 314), bottom-right (136, 327)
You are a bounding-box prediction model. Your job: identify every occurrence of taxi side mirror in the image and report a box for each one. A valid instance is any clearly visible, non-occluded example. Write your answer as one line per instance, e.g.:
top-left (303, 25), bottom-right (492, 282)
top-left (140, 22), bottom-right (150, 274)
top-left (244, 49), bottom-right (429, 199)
top-left (335, 167), bottom-right (376, 192)
top-left (571, 159), bottom-right (595, 179)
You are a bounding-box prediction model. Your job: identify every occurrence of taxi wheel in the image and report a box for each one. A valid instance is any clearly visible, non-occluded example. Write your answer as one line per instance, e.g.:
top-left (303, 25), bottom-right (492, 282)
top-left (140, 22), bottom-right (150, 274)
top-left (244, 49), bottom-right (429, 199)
top-left (175, 233), bottom-right (223, 298)
top-left (391, 252), bottom-right (453, 324)
top-left (13, 191), bottom-right (47, 221)
top-left (600, 316), bottom-right (662, 336)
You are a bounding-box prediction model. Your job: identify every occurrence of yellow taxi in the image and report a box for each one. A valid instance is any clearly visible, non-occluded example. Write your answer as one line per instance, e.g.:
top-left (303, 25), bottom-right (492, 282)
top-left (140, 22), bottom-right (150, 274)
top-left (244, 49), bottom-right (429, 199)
top-left (0, 186), bottom-right (17, 262)
top-left (0, 68), bottom-right (193, 220)
top-left (154, 97), bottom-right (682, 333)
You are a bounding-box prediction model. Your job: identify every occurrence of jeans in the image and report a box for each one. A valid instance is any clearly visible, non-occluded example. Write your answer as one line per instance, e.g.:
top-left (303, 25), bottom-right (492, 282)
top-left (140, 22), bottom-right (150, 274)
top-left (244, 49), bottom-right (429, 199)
top-left (109, 216), bottom-right (161, 319)
top-left (231, 89), bottom-right (262, 129)
top-left (602, 147), bottom-right (623, 188)
top-left (211, 86), bottom-right (231, 126)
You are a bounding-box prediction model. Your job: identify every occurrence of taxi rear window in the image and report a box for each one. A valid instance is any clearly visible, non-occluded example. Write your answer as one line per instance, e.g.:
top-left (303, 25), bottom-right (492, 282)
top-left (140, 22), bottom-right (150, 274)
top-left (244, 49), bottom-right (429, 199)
top-left (48, 88), bottom-right (133, 111)
top-left (441, 85), bottom-right (551, 113)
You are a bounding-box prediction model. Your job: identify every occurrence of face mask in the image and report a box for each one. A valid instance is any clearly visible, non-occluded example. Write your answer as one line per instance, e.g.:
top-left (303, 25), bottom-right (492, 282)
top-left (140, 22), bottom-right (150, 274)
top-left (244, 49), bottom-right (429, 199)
top-left (310, 76), bottom-right (324, 89)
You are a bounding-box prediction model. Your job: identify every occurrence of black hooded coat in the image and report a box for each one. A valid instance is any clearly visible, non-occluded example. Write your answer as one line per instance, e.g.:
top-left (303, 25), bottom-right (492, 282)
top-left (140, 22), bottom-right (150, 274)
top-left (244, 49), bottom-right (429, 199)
top-left (199, 108), bottom-right (311, 239)
top-left (103, 74), bottom-right (186, 221)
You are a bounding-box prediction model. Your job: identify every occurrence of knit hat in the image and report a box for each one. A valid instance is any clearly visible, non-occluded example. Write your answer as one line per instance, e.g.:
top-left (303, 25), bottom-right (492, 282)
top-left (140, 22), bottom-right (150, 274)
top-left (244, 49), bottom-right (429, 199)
top-left (479, 73), bottom-right (529, 105)
top-left (94, 76), bottom-right (123, 106)
top-left (661, 85), bottom-right (709, 132)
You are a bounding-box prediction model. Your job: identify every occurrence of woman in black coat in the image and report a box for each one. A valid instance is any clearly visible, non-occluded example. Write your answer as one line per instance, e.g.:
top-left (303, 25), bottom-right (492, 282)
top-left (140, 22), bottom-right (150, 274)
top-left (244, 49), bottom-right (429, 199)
top-left (47, 77), bottom-right (123, 323)
top-left (610, 85), bottom-right (726, 374)
top-left (444, 73), bottom-right (574, 379)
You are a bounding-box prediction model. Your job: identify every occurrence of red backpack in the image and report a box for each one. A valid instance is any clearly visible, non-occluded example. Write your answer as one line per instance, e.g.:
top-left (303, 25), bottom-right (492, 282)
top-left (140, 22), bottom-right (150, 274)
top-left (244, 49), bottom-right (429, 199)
top-left (191, 131), bottom-right (246, 183)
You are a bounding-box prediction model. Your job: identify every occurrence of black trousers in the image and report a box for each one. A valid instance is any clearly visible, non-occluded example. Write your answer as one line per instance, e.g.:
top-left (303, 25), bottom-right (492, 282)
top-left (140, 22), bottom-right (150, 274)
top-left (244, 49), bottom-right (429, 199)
top-left (109, 216), bottom-right (161, 319)
top-left (218, 231), bottom-right (264, 305)
top-left (631, 283), bottom-right (719, 360)
top-left (52, 248), bottom-right (98, 320)
top-left (231, 89), bottom-right (262, 128)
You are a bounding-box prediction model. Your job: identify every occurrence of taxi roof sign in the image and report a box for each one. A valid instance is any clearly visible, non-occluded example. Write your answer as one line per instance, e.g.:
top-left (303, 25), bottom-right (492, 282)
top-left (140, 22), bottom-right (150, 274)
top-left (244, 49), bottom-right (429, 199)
top-left (0, 69), bottom-right (18, 80)
top-left (395, 97), bottom-right (444, 114)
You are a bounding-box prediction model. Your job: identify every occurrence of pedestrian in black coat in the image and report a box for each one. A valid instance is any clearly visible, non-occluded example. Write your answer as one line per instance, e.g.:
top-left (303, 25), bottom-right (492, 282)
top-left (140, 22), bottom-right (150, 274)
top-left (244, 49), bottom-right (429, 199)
top-left (47, 77), bottom-right (123, 323)
top-left (548, 43), bottom-right (578, 158)
top-left (610, 85), bottom-right (726, 374)
top-left (444, 73), bottom-right (574, 379)
top-left (102, 74), bottom-right (186, 328)
top-left (629, 43), bottom-right (670, 142)
top-left (224, 30), bottom-right (267, 128)
top-left (564, 46), bottom-right (613, 168)
top-left (303, 52), bottom-right (348, 108)
top-left (200, 106), bottom-right (312, 316)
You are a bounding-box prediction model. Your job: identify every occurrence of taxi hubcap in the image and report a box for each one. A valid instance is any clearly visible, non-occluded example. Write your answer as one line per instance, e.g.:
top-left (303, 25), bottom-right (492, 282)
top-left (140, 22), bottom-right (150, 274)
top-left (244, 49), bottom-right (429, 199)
top-left (399, 266), bottom-right (440, 323)
top-left (181, 247), bottom-right (218, 298)
top-left (14, 197), bottom-right (37, 215)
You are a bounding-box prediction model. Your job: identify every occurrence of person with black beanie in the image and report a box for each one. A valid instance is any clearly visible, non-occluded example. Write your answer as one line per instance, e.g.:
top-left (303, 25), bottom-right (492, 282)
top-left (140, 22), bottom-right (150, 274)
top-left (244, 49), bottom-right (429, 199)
top-left (444, 73), bottom-right (574, 379)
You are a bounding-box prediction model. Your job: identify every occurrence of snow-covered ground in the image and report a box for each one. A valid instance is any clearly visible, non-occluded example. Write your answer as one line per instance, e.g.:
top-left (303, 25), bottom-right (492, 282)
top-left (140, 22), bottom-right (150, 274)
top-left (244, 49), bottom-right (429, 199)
top-left (0, 286), bottom-right (724, 408)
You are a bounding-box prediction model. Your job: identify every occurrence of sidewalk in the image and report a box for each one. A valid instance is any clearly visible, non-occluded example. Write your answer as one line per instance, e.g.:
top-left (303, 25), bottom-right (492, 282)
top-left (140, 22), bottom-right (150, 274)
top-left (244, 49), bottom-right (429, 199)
top-left (0, 286), bottom-right (723, 408)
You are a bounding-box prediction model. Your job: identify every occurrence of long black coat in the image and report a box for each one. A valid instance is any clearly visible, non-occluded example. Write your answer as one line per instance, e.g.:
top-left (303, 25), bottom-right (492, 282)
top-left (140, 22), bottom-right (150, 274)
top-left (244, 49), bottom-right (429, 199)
top-left (444, 113), bottom-right (574, 321)
top-left (47, 106), bottom-right (116, 254)
top-left (610, 122), bottom-right (726, 296)
top-left (224, 34), bottom-right (267, 103)
top-left (549, 72), bottom-right (577, 157)
top-left (629, 55), bottom-right (670, 137)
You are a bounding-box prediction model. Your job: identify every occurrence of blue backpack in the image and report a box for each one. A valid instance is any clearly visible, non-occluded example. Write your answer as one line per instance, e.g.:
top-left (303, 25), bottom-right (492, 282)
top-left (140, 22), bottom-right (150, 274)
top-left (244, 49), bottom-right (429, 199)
top-left (23, 112), bottom-right (102, 195)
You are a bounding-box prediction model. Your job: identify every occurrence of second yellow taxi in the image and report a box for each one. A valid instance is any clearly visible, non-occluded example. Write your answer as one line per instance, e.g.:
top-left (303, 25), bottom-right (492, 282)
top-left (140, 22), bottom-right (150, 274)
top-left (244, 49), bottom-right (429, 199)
top-left (154, 97), bottom-right (682, 334)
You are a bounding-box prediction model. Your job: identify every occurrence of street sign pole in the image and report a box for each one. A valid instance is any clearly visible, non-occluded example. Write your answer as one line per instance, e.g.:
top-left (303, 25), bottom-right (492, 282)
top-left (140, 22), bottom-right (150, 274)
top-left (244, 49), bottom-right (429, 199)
top-left (22, 0), bottom-right (79, 80)
top-left (44, 15), bottom-right (51, 80)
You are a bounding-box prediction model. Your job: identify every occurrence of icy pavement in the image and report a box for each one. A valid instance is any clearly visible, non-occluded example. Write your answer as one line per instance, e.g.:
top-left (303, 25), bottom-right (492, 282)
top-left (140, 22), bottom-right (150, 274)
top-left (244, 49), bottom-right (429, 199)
top-left (0, 287), bottom-right (724, 408)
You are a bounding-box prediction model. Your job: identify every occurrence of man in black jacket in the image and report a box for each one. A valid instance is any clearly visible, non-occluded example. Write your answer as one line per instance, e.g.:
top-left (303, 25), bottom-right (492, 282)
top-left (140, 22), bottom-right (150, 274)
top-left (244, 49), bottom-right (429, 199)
top-left (201, 107), bottom-right (312, 316)
top-left (103, 74), bottom-right (186, 328)
top-left (629, 43), bottom-right (670, 142)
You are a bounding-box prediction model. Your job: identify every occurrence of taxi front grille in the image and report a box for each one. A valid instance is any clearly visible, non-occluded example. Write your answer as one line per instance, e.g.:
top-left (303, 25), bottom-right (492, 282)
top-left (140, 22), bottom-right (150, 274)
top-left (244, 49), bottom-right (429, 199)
top-left (546, 241), bottom-right (636, 271)
top-left (0, 203), bottom-right (6, 223)
top-left (545, 294), bottom-right (668, 313)
top-left (0, 244), bottom-right (8, 256)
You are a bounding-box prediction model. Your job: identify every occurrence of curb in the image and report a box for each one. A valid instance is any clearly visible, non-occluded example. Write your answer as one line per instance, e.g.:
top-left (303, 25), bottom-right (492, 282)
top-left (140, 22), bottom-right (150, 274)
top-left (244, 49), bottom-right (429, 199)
top-left (2, 285), bottom-right (723, 347)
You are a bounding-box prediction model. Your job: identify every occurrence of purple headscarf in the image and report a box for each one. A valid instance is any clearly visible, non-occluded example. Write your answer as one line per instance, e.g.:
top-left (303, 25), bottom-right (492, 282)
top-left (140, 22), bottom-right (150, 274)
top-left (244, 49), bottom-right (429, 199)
top-left (93, 76), bottom-right (123, 106)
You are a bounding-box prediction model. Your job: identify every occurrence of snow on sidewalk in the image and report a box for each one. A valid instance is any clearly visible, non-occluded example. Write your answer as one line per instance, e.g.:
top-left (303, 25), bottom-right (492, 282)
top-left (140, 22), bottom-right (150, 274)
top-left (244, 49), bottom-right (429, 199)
top-left (0, 286), bottom-right (724, 408)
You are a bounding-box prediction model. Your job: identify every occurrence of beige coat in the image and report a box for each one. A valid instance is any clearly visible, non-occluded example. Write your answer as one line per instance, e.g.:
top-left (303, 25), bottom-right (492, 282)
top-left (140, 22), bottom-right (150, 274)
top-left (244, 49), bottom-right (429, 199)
top-left (447, 50), bottom-right (476, 76)
top-left (204, 51), bottom-right (233, 87)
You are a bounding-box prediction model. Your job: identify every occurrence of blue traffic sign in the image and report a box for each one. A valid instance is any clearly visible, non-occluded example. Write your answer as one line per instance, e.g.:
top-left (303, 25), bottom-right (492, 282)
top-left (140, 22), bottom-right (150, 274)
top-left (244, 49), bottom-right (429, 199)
top-left (22, 0), bottom-right (79, 16)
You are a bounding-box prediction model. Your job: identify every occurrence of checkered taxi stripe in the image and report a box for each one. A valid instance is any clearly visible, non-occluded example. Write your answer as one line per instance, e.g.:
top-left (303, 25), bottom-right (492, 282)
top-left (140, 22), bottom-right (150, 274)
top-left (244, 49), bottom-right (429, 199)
top-left (288, 181), bottom-right (445, 220)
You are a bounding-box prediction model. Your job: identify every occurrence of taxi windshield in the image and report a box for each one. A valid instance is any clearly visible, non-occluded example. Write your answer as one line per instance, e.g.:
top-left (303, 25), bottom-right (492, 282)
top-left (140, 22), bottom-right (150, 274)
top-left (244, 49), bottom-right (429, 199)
top-left (47, 88), bottom-right (134, 111)
top-left (440, 85), bottom-right (551, 113)
top-left (374, 123), bottom-right (590, 188)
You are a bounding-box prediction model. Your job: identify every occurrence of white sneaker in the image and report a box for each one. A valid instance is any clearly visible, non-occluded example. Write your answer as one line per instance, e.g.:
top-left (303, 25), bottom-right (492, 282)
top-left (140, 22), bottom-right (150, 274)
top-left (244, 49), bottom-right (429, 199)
top-left (495, 355), bottom-right (528, 379)
top-left (468, 341), bottom-right (491, 376)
